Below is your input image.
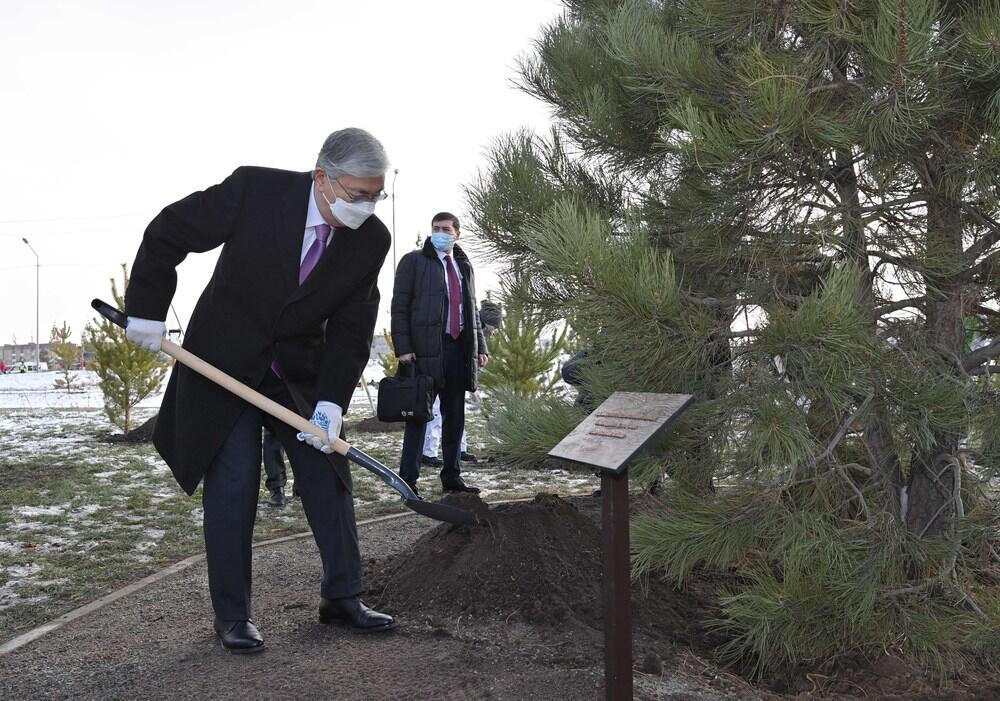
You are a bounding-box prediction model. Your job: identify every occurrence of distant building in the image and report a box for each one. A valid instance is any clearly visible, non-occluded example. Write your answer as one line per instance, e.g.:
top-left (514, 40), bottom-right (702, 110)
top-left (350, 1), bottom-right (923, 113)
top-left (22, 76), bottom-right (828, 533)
top-left (2, 343), bottom-right (51, 367)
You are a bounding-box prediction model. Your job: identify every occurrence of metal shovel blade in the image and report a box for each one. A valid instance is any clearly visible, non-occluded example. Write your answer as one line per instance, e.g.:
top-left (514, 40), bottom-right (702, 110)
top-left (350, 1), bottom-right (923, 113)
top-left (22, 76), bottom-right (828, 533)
top-left (346, 447), bottom-right (480, 526)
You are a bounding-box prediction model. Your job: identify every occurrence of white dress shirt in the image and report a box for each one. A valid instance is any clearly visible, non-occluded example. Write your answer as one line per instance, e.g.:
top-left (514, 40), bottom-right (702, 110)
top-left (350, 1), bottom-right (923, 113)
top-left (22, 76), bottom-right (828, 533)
top-left (437, 247), bottom-right (464, 336)
top-left (301, 183), bottom-right (330, 264)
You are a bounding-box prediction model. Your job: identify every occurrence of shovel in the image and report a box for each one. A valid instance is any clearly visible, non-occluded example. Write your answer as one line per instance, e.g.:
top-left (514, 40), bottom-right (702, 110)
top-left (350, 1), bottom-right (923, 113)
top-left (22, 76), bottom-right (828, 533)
top-left (91, 299), bottom-right (479, 527)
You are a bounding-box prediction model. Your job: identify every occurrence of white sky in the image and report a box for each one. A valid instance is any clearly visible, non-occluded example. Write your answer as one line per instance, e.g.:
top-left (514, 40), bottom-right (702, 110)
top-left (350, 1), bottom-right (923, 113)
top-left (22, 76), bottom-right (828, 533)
top-left (0, 0), bottom-right (560, 346)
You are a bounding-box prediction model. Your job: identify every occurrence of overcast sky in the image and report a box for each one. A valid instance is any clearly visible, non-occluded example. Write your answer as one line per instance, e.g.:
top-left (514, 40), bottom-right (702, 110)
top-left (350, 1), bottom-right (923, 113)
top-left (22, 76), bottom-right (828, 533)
top-left (0, 0), bottom-right (560, 347)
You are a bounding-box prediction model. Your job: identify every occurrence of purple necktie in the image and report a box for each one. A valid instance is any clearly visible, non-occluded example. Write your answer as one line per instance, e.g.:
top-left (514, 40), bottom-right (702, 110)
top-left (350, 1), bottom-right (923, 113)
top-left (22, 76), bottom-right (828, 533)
top-left (272, 224), bottom-right (332, 377)
top-left (299, 223), bottom-right (331, 285)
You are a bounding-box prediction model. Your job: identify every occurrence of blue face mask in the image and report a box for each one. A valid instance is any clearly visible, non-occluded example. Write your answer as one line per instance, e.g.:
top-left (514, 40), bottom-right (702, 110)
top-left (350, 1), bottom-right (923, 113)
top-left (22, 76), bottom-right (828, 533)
top-left (430, 232), bottom-right (455, 252)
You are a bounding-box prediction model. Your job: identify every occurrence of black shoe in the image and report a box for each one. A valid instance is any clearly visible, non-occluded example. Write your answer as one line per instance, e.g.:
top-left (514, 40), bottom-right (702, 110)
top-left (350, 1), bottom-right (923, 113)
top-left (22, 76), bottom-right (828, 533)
top-left (404, 481), bottom-right (420, 498)
top-left (319, 596), bottom-right (397, 632)
top-left (460, 451), bottom-right (478, 463)
top-left (268, 489), bottom-right (286, 507)
top-left (442, 481), bottom-right (480, 494)
top-left (213, 617), bottom-right (264, 654)
top-left (420, 455), bottom-right (444, 468)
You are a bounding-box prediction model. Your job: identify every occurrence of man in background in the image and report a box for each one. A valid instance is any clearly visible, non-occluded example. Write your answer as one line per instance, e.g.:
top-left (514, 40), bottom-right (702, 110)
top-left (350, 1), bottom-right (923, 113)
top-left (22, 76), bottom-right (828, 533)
top-left (421, 298), bottom-right (501, 467)
top-left (392, 213), bottom-right (488, 496)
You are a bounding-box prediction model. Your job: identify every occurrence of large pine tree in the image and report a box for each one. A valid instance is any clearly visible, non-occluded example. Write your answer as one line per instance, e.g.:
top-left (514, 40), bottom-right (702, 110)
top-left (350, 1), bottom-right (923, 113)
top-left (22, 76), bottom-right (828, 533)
top-left (468, 0), bottom-right (1000, 677)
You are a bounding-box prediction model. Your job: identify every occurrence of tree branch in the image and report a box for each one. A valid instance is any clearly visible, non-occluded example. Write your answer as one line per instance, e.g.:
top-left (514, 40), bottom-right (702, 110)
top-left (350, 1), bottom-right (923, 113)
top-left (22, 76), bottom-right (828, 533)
top-left (806, 394), bottom-right (874, 470)
top-left (962, 338), bottom-right (1000, 371)
top-left (874, 297), bottom-right (925, 317)
top-left (962, 204), bottom-right (1000, 263)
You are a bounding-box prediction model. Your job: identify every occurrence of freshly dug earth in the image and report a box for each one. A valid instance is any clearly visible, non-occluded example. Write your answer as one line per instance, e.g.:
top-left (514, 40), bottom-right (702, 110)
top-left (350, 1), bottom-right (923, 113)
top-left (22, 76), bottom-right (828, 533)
top-left (370, 493), bottom-right (1000, 701)
top-left (102, 413), bottom-right (157, 443)
top-left (374, 493), bottom-right (602, 626)
top-left (351, 415), bottom-right (405, 433)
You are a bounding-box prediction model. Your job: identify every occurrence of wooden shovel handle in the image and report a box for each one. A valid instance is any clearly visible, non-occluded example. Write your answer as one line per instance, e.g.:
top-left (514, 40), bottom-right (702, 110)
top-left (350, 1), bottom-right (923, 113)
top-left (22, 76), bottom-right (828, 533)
top-left (161, 339), bottom-right (351, 456)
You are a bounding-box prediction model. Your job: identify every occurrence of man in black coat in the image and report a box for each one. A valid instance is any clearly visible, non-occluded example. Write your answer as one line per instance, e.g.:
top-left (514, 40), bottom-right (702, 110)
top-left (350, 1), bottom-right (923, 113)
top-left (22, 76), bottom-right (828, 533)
top-left (124, 128), bottom-right (396, 653)
top-left (391, 212), bottom-right (488, 495)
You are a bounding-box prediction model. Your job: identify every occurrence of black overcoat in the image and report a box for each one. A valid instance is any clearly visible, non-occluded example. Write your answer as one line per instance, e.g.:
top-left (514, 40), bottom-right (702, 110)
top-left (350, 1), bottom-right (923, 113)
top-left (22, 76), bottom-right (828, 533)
top-left (389, 239), bottom-right (487, 391)
top-left (125, 166), bottom-right (390, 495)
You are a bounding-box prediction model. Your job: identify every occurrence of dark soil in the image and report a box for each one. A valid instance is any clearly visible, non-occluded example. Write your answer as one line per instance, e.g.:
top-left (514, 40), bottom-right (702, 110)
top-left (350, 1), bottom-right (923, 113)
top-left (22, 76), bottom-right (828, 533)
top-left (374, 494), bottom-right (603, 626)
top-left (4, 490), bottom-right (995, 700)
top-left (369, 493), bottom-right (1000, 701)
top-left (350, 415), bottom-right (405, 433)
top-left (101, 414), bottom-right (157, 443)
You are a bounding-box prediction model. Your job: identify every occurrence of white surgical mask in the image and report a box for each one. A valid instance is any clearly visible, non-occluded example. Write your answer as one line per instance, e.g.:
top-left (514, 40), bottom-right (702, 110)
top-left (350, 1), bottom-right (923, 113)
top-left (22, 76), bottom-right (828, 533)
top-left (321, 183), bottom-right (376, 230)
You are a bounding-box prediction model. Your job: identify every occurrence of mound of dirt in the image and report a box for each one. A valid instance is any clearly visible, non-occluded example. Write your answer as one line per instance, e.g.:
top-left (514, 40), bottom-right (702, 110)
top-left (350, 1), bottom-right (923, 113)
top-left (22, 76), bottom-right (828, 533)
top-left (102, 414), bottom-right (157, 443)
top-left (351, 416), bottom-right (405, 433)
top-left (374, 493), bottom-right (603, 626)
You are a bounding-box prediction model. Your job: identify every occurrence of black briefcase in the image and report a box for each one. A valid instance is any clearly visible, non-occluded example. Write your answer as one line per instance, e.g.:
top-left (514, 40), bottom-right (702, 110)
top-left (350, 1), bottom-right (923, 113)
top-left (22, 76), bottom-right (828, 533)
top-left (377, 362), bottom-right (435, 423)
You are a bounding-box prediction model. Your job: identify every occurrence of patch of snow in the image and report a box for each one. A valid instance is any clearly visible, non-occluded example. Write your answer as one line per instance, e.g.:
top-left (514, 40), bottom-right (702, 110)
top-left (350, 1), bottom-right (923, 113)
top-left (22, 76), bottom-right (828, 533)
top-left (0, 592), bottom-right (48, 612)
top-left (0, 370), bottom-right (164, 410)
top-left (70, 504), bottom-right (102, 518)
top-left (18, 504), bottom-right (68, 518)
top-left (6, 564), bottom-right (42, 578)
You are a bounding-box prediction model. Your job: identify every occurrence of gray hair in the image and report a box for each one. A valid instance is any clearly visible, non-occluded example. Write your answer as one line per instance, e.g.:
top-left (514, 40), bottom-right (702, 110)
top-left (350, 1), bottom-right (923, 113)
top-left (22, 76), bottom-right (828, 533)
top-left (316, 128), bottom-right (390, 179)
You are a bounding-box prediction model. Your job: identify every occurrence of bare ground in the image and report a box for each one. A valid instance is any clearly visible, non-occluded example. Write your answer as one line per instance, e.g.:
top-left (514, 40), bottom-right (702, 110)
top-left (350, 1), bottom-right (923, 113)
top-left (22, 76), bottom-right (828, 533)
top-left (0, 508), bottom-right (747, 701)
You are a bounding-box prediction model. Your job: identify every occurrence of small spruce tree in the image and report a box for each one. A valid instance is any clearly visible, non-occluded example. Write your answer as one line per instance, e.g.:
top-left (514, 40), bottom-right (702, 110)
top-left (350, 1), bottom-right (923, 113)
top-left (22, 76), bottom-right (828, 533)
top-left (377, 329), bottom-right (399, 377)
top-left (49, 322), bottom-right (82, 392)
top-left (478, 295), bottom-right (568, 397)
top-left (85, 265), bottom-right (167, 433)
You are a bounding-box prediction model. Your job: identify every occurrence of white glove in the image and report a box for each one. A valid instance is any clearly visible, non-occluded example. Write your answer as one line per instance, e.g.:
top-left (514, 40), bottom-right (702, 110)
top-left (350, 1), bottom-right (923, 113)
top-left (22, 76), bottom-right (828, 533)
top-left (297, 401), bottom-right (343, 454)
top-left (125, 316), bottom-right (167, 352)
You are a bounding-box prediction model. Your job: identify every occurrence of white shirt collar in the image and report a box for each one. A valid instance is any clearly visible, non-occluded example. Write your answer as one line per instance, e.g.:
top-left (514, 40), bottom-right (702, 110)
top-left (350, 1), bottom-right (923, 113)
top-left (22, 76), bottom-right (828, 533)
top-left (306, 180), bottom-right (327, 230)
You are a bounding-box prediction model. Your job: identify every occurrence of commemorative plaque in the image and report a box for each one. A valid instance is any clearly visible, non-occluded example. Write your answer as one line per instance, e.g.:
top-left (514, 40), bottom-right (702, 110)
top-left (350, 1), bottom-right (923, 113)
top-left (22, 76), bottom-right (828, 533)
top-left (549, 391), bottom-right (693, 701)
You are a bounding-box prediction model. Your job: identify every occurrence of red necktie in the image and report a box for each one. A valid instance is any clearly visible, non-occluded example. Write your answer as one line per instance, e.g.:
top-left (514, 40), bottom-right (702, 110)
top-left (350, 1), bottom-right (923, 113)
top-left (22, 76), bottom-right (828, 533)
top-left (444, 255), bottom-right (461, 340)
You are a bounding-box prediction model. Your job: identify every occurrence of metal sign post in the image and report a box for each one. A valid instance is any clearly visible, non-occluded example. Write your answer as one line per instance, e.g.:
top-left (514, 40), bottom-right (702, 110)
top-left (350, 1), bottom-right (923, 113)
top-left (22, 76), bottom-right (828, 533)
top-left (549, 392), bottom-right (693, 701)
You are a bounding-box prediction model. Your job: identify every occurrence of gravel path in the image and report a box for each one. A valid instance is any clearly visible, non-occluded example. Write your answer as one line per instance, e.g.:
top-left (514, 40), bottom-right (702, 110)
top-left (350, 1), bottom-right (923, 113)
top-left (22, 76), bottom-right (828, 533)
top-left (0, 507), bottom-right (751, 701)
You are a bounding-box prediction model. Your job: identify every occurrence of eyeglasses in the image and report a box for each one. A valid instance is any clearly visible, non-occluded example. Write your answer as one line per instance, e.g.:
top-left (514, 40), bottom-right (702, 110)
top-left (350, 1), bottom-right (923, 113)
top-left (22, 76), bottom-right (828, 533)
top-left (333, 178), bottom-right (388, 204)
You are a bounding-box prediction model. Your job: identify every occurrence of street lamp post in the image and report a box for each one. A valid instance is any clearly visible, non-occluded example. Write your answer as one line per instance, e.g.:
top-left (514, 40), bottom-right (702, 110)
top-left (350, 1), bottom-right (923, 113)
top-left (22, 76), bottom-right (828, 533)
top-left (21, 238), bottom-right (39, 370)
top-left (391, 168), bottom-right (399, 271)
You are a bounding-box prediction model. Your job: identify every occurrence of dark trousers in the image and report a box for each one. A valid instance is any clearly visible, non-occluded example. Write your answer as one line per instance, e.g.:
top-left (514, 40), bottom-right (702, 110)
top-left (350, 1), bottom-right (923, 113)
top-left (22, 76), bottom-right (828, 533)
top-left (261, 428), bottom-right (286, 493)
top-left (400, 334), bottom-right (467, 486)
top-left (203, 370), bottom-right (362, 621)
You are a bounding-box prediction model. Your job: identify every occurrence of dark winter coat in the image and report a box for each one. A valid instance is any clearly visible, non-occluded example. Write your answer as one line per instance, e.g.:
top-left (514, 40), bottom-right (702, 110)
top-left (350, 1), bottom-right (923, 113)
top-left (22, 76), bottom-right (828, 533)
top-left (390, 239), bottom-right (487, 392)
top-left (125, 166), bottom-right (390, 495)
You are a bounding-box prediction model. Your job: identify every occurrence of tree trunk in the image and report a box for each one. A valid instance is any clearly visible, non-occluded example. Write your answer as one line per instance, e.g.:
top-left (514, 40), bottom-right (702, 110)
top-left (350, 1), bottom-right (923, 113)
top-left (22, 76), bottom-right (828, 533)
top-left (830, 145), bottom-right (906, 518)
top-left (906, 186), bottom-right (965, 536)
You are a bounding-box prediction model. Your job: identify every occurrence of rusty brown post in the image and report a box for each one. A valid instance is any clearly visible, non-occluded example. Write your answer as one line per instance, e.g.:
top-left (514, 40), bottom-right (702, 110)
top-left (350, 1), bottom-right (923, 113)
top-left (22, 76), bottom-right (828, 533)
top-left (602, 468), bottom-right (633, 700)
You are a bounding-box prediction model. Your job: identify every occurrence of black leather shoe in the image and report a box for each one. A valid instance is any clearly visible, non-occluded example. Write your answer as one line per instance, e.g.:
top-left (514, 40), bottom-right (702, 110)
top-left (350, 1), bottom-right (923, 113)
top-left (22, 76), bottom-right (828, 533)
top-left (268, 489), bottom-right (286, 507)
top-left (404, 481), bottom-right (420, 498)
top-left (442, 481), bottom-right (480, 494)
top-left (213, 617), bottom-right (264, 654)
top-left (319, 597), bottom-right (397, 632)
top-left (460, 451), bottom-right (478, 463)
top-left (420, 454), bottom-right (444, 467)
